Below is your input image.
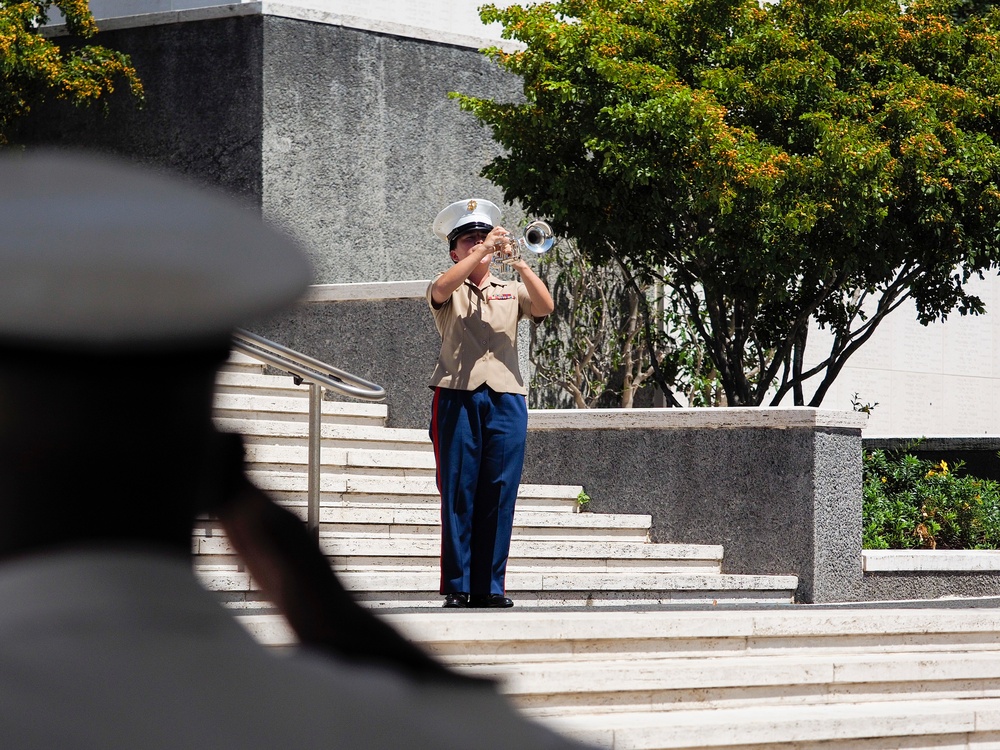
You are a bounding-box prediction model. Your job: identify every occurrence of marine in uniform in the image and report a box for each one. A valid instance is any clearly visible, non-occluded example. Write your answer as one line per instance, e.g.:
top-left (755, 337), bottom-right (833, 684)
top-left (427, 199), bottom-right (555, 609)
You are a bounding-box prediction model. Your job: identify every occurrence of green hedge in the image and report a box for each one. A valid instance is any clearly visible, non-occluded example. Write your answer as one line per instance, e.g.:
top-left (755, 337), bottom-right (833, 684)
top-left (863, 449), bottom-right (1000, 550)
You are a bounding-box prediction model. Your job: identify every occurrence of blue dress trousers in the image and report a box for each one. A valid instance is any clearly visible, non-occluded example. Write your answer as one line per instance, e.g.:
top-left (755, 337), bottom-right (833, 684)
top-left (430, 384), bottom-right (527, 596)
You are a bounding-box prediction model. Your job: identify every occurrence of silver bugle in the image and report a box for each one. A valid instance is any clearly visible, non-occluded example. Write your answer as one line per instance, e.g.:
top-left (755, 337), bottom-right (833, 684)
top-left (491, 220), bottom-right (555, 273)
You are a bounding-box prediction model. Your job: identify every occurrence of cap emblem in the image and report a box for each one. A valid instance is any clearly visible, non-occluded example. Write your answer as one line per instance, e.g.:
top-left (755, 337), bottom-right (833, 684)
top-left (467, 200), bottom-right (477, 212)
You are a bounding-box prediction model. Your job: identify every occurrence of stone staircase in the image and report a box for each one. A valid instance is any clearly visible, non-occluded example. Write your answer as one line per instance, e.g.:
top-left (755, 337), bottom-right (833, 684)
top-left (200, 353), bottom-right (1000, 749)
top-left (238, 603), bottom-right (1000, 749)
top-left (202, 353), bottom-right (799, 610)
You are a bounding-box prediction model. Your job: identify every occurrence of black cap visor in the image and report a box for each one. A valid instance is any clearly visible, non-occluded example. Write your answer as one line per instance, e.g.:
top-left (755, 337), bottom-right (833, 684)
top-left (447, 221), bottom-right (493, 242)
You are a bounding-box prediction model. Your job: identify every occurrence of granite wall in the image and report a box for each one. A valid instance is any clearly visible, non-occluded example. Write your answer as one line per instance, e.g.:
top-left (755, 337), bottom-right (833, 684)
top-left (26, 12), bottom-right (522, 285)
top-left (521, 411), bottom-right (866, 604)
top-left (25, 15), bottom-right (265, 201)
top-left (260, 17), bottom-right (523, 284)
top-left (250, 291), bottom-right (439, 429)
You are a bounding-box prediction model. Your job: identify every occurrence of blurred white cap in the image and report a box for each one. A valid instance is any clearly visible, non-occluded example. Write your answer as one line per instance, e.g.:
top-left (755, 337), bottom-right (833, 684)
top-left (0, 150), bottom-right (312, 350)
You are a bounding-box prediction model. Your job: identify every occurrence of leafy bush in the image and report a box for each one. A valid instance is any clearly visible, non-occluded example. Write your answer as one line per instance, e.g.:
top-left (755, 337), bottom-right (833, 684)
top-left (863, 449), bottom-right (1000, 550)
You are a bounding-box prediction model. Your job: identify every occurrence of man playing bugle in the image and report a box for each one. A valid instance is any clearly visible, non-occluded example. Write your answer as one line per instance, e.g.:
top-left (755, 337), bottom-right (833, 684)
top-left (427, 198), bottom-right (555, 610)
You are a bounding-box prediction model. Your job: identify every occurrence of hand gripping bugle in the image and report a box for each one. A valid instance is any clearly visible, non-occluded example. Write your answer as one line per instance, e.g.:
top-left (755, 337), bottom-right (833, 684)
top-left (490, 220), bottom-right (555, 274)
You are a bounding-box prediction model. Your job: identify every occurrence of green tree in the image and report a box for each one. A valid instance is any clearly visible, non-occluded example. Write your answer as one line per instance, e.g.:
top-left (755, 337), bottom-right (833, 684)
top-left (454, 0), bottom-right (1000, 406)
top-left (0, 0), bottom-right (142, 144)
top-left (950, 0), bottom-right (1000, 22)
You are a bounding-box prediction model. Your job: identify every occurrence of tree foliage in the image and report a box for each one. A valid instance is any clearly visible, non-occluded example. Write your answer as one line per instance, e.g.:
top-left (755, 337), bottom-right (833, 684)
top-left (0, 0), bottom-right (142, 144)
top-left (454, 0), bottom-right (1000, 406)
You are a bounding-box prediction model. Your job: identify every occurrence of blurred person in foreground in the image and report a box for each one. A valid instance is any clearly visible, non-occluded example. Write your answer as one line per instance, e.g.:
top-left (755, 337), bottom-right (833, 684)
top-left (0, 150), bottom-right (590, 750)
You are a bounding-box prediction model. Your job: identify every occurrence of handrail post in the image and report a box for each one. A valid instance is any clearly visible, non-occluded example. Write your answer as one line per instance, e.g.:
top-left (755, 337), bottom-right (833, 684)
top-left (227, 330), bottom-right (386, 541)
top-left (307, 382), bottom-right (322, 540)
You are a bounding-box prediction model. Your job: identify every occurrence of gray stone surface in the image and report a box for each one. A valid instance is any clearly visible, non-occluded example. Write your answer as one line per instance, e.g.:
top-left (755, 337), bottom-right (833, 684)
top-left (261, 17), bottom-right (524, 285)
top-left (24, 16), bottom-right (264, 201)
top-left (24, 14), bottom-right (523, 285)
top-left (521, 425), bottom-right (862, 603)
top-left (250, 298), bottom-right (439, 429)
top-left (812, 430), bottom-right (864, 602)
top-left (861, 572), bottom-right (1000, 600)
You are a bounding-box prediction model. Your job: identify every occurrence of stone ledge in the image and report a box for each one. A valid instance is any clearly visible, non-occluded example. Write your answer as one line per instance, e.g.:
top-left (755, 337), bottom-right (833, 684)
top-left (304, 280), bottom-right (427, 302)
top-left (528, 407), bottom-right (869, 432)
top-left (42, 2), bottom-right (261, 35)
top-left (43, 1), bottom-right (520, 52)
top-left (545, 698), bottom-right (1000, 748)
top-left (866, 436), bottom-right (1000, 450)
top-left (864, 549), bottom-right (1000, 573)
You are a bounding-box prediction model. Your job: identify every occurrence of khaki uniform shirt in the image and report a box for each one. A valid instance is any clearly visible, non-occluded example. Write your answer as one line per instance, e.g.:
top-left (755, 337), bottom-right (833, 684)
top-left (427, 274), bottom-right (538, 395)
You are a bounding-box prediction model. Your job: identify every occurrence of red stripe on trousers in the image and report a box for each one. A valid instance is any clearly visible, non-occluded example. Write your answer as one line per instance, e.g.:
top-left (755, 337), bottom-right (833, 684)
top-left (430, 387), bottom-right (446, 594)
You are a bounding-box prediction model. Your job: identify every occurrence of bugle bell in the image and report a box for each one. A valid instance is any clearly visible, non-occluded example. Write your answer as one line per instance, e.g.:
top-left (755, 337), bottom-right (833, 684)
top-left (491, 220), bottom-right (555, 274)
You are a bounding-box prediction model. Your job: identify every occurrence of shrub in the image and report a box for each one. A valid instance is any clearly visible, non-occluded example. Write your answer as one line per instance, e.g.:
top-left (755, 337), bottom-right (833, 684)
top-left (863, 449), bottom-right (1000, 550)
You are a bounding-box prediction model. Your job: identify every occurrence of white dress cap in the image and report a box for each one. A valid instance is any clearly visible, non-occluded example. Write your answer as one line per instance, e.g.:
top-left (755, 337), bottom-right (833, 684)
top-left (0, 150), bottom-right (313, 350)
top-left (432, 198), bottom-right (502, 241)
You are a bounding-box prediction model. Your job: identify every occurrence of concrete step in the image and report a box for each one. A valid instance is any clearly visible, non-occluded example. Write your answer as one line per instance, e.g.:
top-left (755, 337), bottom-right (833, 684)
top-left (331, 549), bottom-right (722, 575)
top-left (242, 472), bottom-right (583, 512)
top-left (241, 444), bottom-right (435, 476)
top-left (215, 417), bottom-right (431, 450)
top-left (241, 604), bottom-right (1000, 746)
top-left (196, 503), bottom-right (650, 543)
top-left (312, 506), bottom-right (651, 542)
top-left (241, 606), bottom-right (1000, 658)
top-left (215, 370), bottom-right (313, 397)
top-left (358, 537), bottom-right (710, 565)
top-left (385, 608), bottom-right (1000, 665)
top-left (199, 568), bottom-right (797, 609)
top-left (537, 697), bottom-right (1000, 750)
top-left (213, 389), bottom-right (387, 416)
top-left (193, 535), bottom-right (724, 574)
top-left (213, 392), bottom-right (386, 426)
top-left (221, 350), bottom-right (268, 372)
top-left (474, 649), bottom-right (1000, 715)
top-left (216, 361), bottom-right (386, 408)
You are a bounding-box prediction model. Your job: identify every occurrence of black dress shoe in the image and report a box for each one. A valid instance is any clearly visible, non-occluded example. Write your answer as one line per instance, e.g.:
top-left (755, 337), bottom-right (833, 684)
top-left (443, 592), bottom-right (469, 608)
top-left (469, 594), bottom-right (514, 608)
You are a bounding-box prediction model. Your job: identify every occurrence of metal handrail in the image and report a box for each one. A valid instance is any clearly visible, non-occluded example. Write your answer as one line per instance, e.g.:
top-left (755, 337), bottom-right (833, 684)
top-left (231, 329), bottom-right (387, 537)
top-left (232, 328), bottom-right (386, 401)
